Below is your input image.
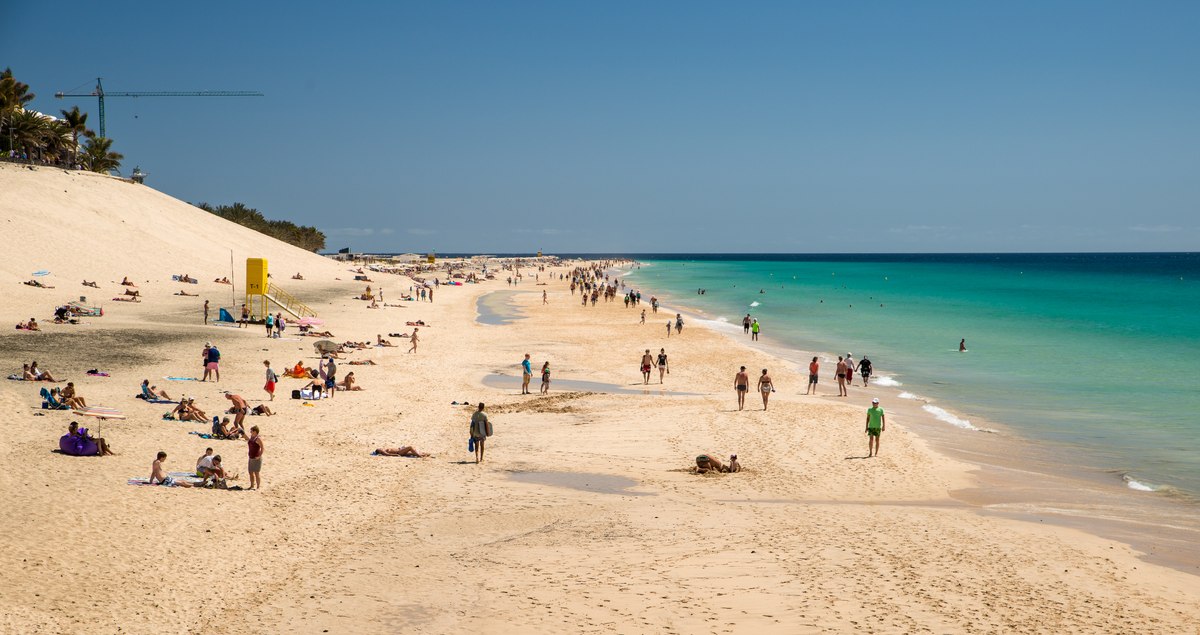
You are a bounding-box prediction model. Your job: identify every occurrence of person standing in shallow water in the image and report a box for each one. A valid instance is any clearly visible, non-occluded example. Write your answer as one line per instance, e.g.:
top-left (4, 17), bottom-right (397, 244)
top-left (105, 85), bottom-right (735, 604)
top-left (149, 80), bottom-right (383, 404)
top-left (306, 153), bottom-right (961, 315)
top-left (960, 338), bottom-right (967, 352)
top-left (751, 319), bottom-right (760, 341)
top-left (734, 366), bottom-right (749, 411)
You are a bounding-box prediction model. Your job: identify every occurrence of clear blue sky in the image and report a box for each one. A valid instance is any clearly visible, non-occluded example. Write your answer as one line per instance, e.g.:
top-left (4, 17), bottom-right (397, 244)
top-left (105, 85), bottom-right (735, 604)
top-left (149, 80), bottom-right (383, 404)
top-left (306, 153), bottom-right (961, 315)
top-left (4, 1), bottom-right (1198, 253)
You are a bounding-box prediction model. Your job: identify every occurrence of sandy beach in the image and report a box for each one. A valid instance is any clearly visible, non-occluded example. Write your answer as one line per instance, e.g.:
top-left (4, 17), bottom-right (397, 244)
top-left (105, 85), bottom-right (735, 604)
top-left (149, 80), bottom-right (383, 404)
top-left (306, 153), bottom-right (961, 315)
top-left (3, 163), bottom-right (1200, 634)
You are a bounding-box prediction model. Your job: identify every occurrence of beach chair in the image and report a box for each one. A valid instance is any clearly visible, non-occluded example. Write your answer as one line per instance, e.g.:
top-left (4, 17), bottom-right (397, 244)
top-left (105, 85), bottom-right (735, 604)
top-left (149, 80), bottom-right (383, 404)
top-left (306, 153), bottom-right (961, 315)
top-left (40, 387), bottom-right (68, 410)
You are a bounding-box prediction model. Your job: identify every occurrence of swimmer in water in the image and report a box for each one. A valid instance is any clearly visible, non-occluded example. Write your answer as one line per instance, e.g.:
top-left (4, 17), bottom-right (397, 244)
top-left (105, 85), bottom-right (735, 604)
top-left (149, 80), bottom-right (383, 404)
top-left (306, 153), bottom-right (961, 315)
top-left (959, 339), bottom-right (967, 352)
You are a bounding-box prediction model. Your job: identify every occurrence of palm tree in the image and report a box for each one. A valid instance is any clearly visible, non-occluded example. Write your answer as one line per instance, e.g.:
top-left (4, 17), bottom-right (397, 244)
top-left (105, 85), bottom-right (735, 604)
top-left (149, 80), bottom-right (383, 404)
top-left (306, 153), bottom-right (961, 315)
top-left (6, 108), bottom-right (49, 160)
top-left (59, 105), bottom-right (89, 167)
top-left (0, 68), bottom-right (36, 154)
top-left (83, 136), bottom-right (123, 173)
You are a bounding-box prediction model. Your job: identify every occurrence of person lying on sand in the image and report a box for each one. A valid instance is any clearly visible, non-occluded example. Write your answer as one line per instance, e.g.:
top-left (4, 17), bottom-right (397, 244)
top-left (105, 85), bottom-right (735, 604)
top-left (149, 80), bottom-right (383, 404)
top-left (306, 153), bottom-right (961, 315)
top-left (292, 273), bottom-right (304, 280)
top-left (695, 454), bottom-right (741, 474)
top-left (175, 290), bottom-right (198, 297)
top-left (124, 289), bottom-right (140, 297)
top-left (60, 382), bottom-right (87, 409)
top-left (82, 280), bottom-right (99, 288)
top-left (337, 372), bottom-right (363, 391)
top-left (405, 320), bottom-right (427, 326)
top-left (120, 277), bottom-right (136, 287)
top-left (112, 296), bottom-right (140, 303)
top-left (214, 277), bottom-right (231, 284)
top-left (250, 404), bottom-right (273, 416)
top-left (376, 334), bottom-right (394, 347)
top-left (68, 421), bottom-right (114, 456)
top-left (179, 274), bottom-right (195, 283)
top-left (367, 298), bottom-right (379, 309)
top-left (150, 452), bottom-right (193, 487)
top-left (23, 279), bottom-right (53, 288)
top-left (374, 446), bottom-right (429, 457)
top-left (140, 379), bottom-right (171, 401)
top-left (346, 359), bottom-right (377, 365)
top-left (305, 330), bottom-right (334, 338)
top-left (29, 361), bottom-right (56, 382)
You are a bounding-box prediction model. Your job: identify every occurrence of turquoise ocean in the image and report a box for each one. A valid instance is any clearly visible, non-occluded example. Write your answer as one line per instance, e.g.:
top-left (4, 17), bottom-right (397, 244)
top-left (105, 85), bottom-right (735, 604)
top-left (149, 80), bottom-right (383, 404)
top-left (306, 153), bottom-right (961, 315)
top-left (622, 254), bottom-right (1200, 498)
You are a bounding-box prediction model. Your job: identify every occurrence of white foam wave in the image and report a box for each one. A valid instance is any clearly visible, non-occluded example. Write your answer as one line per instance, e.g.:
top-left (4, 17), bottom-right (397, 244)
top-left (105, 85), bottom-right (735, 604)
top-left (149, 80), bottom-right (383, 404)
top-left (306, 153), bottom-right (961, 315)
top-left (922, 404), bottom-right (979, 431)
top-left (873, 376), bottom-right (901, 387)
top-left (898, 391), bottom-right (920, 400)
top-left (749, 301), bottom-right (761, 307)
top-left (1123, 476), bottom-right (1156, 492)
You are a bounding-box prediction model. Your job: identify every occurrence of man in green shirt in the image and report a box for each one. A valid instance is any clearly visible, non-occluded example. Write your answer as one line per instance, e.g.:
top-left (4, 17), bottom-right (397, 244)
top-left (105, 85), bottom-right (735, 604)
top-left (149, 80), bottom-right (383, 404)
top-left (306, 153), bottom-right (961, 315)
top-left (865, 398), bottom-right (886, 457)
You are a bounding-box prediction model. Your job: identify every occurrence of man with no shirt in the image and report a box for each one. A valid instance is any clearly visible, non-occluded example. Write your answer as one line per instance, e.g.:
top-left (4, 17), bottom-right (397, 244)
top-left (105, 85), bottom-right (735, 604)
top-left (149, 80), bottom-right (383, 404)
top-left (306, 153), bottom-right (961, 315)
top-left (734, 366), bottom-right (750, 411)
top-left (641, 349), bottom-right (655, 385)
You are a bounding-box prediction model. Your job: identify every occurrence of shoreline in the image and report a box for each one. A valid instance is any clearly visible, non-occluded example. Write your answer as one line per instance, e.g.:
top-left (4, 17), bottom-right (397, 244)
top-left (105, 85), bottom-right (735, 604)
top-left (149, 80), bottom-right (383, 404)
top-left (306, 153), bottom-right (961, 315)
top-left (621, 262), bottom-right (1200, 575)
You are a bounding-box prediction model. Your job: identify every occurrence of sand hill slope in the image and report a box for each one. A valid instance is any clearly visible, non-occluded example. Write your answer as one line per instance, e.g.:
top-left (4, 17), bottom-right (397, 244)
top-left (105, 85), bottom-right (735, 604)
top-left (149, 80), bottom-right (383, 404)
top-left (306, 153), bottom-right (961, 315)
top-left (0, 162), bottom-right (344, 322)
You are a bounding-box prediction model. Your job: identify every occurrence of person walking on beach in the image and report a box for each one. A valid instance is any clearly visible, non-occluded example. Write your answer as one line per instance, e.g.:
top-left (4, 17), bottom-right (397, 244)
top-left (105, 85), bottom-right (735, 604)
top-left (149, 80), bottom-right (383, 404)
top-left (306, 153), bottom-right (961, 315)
top-left (324, 356), bottom-right (338, 398)
top-left (521, 354), bottom-right (532, 394)
top-left (751, 319), bottom-right (760, 341)
top-left (806, 356), bottom-right (819, 395)
top-left (656, 348), bottom-right (668, 383)
top-left (275, 313), bottom-right (285, 338)
top-left (408, 328), bottom-right (420, 354)
top-left (743, 314), bottom-right (751, 334)
top-left (470, 403), bottom-right (490, 464)
top-left (265, 312), bottom-right (275, 338)
top-left (845, 353), bottom-right (856, 385)
top-left (203, 300), bottom-right (209, 325)
top-left (734, 366), bottom-right (750, 411)
top-left (247, 425), bottom-right (264, 490)
top-left (540, 362), bottom-right (551, 394)
top-left (543, 290), bottom-right (547, 305)
top-left (640, 309), bottom-right (646, 325)
top-left (757, 369), bottom-right (774, 410)
top-left (858, 356), bottom-right (873, 386)
top-left (865, 398), bottom-right (885, 457)
top-left (239, 304), bottom-right (249, 328)
top-left (836, 356), bottom-right (848, 397)
top-left (675, 314), bottom-right (684, 334)
top-left (225, 392), bottom-right (249, 432)
top-left (666, 321), bottom-right (672, 338)
top-left (263, 360), bottom-right (278, 401)
top-left (641, 349), bottom-right (655, 384)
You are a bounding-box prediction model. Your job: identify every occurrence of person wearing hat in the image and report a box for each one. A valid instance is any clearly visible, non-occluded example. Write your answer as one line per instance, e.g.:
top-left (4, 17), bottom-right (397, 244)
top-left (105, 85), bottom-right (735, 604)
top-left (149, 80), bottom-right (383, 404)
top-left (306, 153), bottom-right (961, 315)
top-left (865, 398), bottom-right (886, 457)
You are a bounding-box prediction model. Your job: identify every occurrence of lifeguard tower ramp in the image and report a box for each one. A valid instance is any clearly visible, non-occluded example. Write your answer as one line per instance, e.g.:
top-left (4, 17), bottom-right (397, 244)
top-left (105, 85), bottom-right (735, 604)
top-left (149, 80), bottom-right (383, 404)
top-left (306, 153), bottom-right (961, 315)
top-left (245, 258), bottom-right (317, 320)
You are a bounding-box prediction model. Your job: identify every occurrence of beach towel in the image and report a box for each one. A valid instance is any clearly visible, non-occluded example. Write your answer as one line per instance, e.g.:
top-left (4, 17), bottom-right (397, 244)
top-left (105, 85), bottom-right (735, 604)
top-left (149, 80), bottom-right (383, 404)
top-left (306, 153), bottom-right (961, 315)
top-left (189, 431), bottom-right (237, 440)
top-left (33, 270), bottom-right (50, 277)
top-left (171, 275), bottom-right (199, 284)
top-left (165, 376), bottom-right (198, 381)
top-left (127, 472), bottom-right (204, 487)
top-left (74, 406), bottom-right (126, 420)
top-left (86, 371), bottom-right (111, 377)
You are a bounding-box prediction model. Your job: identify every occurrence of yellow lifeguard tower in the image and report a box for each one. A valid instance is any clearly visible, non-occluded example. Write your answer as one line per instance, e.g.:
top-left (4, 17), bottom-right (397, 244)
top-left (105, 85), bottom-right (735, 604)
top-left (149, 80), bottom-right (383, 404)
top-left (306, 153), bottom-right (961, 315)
top-left (427, 251), bottom-right (436, 264)
top-left (244, 258), bottom-right (316, 320)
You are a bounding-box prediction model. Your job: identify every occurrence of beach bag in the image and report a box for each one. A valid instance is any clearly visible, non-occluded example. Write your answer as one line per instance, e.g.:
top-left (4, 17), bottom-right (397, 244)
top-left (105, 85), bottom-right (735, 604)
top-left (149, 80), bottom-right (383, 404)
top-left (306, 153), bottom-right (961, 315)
top-left (468, 437), bottom-right (476, 452)
top-left (291, 389), bottom-right (302, 400)
top-left (485, 420), bottom-right (493, 437)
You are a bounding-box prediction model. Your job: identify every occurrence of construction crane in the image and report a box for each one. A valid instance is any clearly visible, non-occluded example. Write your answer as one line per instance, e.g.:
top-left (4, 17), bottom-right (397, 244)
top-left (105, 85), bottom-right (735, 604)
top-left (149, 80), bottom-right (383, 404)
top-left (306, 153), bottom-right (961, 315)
top-left (55, 78), bottom-right (263, 138)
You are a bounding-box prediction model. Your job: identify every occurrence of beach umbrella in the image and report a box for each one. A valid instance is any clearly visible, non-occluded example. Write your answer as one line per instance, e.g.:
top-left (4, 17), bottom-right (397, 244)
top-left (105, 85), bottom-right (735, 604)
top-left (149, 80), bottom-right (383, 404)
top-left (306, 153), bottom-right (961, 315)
top-left (298, 317), bottom-right (324, 326)
top-left (313, 340), bottom-right (338, 355)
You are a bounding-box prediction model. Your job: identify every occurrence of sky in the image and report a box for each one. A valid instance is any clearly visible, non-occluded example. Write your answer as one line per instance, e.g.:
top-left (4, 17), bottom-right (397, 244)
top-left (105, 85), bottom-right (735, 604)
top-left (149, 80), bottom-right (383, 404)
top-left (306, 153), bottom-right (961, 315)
top-left (3, 1), bottom-right (1198, 253)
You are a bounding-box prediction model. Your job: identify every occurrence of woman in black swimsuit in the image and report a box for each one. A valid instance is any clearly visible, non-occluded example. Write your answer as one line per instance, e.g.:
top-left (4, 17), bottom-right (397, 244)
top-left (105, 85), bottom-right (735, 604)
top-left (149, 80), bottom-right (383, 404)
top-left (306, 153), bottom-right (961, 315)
top-left (656, 349), bottom-right (668, 383)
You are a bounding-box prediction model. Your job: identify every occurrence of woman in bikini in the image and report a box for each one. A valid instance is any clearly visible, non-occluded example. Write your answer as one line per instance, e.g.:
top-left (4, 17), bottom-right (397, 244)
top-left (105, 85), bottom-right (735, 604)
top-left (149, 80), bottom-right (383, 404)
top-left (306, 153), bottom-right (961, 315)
top-left (656, 349), bottom-right (668, 384)
top-left (756, 369), bottom-right (774, 411)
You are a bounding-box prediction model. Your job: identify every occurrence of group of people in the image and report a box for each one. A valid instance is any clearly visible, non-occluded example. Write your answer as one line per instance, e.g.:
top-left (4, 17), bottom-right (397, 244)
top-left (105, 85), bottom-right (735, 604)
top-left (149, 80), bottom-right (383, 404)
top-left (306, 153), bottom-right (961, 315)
top-left (733, 366), bottom-right (774, 410)
top-left (520, 354), bottom-right (551, 395)
top-left (150, 426), bottom-right (263, 489)
top-left (639, 349), bottom-right (669, 384)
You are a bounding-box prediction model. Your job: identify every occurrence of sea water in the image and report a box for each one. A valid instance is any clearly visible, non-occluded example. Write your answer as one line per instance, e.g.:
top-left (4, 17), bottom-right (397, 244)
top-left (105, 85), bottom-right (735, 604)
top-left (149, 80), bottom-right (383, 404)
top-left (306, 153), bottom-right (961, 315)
top-left (623, 254), bottom-right (1200, 497)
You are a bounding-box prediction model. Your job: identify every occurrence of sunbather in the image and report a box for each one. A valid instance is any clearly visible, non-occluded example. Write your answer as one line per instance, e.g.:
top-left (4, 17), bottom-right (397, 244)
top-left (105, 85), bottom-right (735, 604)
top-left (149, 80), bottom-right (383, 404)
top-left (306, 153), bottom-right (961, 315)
top-left (61, 382), bottom-right (87, 409)
top-left (23, 279), bottom-right (53, 288)
top-left (374, 446), bottom-right (429, 457)
top-left (180, 274), bottom-right (195, 283)
top-left (377, 334), bottom-right (394, 347)
top-left (82, 280), bottom-right (99, 288)
top-left (112, 296), bottom-right (140, 303)
top-left (67, 421), bottom-right (114, 456)
top-left (24, 318), bottom-right (41, 331)
top-left (292, 273), bottom-right (305, 280)
top-left (215, 416), bottom-right (244, 439)
top-left (120, 277), bottom-right (136, 287)
top-left (285, 361), bottom-right (310, 378)
top-left (250, 404), bottom-right (273, 416)
top-left (123, 289), bottom-right (140, 297)
top-left (347, 359), bottom-right (377, 366)
top-left (140, 379), bottom-right (172, 401)
top-left (172, 398), bottom-right (207, 422)
top-left (174, 290), bottom-right (198, 297)
top-left (214, 277), bottom-right (231, 284)
top-left (695, 454), bottom-right (741, 474)
top-left (29, 361), bottom-right (56, 382)
top-left (338, 372), bottom-right (363, 391)
top-left (150, 451), bottom-right (193, 487)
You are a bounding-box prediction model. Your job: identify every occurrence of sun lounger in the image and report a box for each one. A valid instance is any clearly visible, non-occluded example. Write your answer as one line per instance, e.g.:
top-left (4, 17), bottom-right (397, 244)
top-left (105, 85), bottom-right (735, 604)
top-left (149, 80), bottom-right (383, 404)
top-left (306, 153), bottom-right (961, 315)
top-left (40, 387), bottom-right (68, 410)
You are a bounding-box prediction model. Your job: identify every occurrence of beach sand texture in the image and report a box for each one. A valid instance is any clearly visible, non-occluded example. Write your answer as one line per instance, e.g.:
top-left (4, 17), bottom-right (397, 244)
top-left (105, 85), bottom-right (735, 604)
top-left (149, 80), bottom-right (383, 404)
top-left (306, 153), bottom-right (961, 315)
top-left (2, 163), bottom-right (1199, 634)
